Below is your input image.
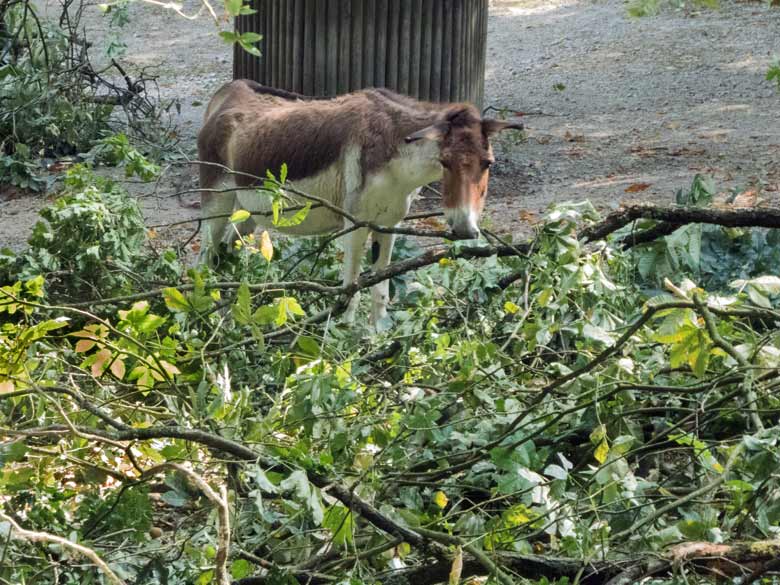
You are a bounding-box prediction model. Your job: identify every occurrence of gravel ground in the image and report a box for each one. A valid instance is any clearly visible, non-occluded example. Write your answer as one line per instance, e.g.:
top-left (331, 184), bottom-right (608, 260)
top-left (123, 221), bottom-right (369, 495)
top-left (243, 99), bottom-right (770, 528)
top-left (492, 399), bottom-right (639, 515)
top-left (2, 0), bottom-right (779, 250)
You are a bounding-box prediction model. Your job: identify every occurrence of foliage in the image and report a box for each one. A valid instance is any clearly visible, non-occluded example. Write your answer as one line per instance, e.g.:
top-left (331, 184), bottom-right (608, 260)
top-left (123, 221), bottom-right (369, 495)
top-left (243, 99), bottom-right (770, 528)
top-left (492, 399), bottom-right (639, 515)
top-left (768, 57), bottom-right (780, 90)
top-left (625, 175), bottom-right (780, 291)
top-left (2, 169), bottom-right (780, 584)
top-left (1, 165), bottom-right (146, 299)
top-left (0, 0), bottom-right (177, 191)
top-left (0, 2), bottom-right (114, 190)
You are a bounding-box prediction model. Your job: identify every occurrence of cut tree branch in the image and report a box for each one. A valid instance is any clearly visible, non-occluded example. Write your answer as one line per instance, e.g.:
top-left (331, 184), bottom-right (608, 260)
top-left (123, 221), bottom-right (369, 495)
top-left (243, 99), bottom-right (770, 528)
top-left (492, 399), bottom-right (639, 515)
top-left (0, 509), bottom-right (126, 585)
top-left (580, 203), bottom-right (780, 244)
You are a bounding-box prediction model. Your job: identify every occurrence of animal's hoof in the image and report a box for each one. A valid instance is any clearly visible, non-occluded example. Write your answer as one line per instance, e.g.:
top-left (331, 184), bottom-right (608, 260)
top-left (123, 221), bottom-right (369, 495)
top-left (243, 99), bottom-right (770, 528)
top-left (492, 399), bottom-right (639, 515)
top-left (372, 314), bottom-right (393, 332)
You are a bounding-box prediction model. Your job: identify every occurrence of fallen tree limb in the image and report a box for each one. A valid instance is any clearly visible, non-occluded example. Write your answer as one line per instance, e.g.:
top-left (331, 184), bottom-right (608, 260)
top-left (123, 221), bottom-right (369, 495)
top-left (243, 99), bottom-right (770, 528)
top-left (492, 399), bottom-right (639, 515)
top-left (617, 221), bottom-right (681, 249)
top-left (580, 203), bottom-right (780, 244)
top-left (381, 540), bottom-right (780, 585)
top-left (57, 203), bottom-right (780, 311)
top-left (0, 423), bottom-right (444, 558)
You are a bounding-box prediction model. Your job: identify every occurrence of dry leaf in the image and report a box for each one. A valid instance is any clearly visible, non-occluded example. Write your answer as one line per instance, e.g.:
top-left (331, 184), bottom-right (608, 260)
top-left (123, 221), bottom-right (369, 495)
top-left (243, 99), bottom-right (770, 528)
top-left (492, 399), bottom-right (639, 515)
top-left (0, 380), bottom-right (14, 394)
top-left (147, 229), bottom-right (158, 240)
top-left (191, 242), bottom-right (201, 253)
top-left (519, 209), bottom-right (539, 223)
top-left (75, 339), bottom-right (96, 353)
top-left (419, 217), bottom-right (447, 230)
top-left (91, 349), bottom-right (112, 377)
top-left (624, 183), bottom-right (652, 193)
top-left (731, 189), bottom-right (757, 208)
top-left (449, 547), bottom-right (463, 585)
top-left (110, 358), bottom-right (126, 380)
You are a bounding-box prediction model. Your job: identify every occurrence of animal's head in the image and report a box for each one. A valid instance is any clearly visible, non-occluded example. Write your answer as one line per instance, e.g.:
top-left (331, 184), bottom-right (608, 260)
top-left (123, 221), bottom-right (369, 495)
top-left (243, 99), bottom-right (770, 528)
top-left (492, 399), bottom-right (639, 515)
top-left (405, 106), bottom-right (523, 240)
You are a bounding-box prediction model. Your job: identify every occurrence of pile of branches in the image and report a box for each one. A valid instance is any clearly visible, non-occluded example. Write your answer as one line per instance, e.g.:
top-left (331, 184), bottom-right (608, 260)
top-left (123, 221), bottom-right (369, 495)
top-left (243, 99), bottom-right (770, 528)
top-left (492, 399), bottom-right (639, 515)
top-left (0, 0), bottom-right (175, 186)
top-left (3, 166), bottom-right (780, 585)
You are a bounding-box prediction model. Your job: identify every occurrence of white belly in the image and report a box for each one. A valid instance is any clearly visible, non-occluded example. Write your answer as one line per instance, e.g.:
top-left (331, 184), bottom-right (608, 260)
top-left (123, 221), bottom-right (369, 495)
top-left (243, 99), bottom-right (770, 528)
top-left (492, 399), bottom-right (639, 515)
top-left (232, 142), bottom-right (439, 236)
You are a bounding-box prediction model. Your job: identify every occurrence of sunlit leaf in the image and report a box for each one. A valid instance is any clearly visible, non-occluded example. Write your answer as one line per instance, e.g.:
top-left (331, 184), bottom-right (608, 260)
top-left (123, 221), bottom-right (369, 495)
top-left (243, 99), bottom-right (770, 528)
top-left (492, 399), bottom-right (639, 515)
top-left (594, 439), bottom-right (609, 464)
top-left (260, 230), bottom-right (273, 262)
top-left (230, 209), bottom-right (251, 224)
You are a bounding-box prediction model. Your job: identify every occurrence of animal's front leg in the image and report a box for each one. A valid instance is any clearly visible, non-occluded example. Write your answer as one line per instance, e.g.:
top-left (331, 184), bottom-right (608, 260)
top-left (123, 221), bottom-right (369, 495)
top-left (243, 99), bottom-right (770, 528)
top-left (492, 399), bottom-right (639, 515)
top-left (369, 231), bottom-right (396, 329)
top-left (341, 227), bottom-right (369, 324)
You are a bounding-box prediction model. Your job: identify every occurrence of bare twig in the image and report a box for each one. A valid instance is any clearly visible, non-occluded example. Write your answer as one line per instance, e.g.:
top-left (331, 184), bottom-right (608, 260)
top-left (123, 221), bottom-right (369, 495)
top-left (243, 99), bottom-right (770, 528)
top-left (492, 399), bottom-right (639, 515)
top-left (142, 463), bottom-right (231, 585)
top-left (0, 510), bottom-right (126, 585)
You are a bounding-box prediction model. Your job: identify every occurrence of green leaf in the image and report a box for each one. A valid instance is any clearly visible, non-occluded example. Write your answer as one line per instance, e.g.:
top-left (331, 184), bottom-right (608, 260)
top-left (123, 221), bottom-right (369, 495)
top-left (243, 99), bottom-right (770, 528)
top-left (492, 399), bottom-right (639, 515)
top-left (224, 0), bottom-right (242, 16)
top-left (0, 441), bottom-right (27, 467)
top-left (296, 336), bottom-right (320, 357)
top-left (219, 31), bottom-right (238, 43)
top-left (274, 202), bottom-right (312, 227)
top-left (163, 288), bottom-right (190, 312)
top-left (544, 464), bottom-right (568, 481)
top-left (238, 40), bottom-right (262, 57)
top-left (231, 559), bottom-right (252, 579)
top-left (239, 32), bottom-right (263, 43)
top-left (589, 424), bottom-right (607, 445)
top-left (251, 467), bottom-right (278, 493)
top-left (233, 282), bottom-right (252, 325)
top-left (322, 505), bottom-right (354, 545)
top-left (161, 490), bottom-right (188, 507)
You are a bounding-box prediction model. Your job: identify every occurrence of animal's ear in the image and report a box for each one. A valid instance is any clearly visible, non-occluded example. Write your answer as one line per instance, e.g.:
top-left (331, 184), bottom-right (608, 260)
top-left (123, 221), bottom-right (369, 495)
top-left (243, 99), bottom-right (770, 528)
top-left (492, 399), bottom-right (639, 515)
top-left (482, 119), bottom-right (524, 136)
top-left (405, 122), bottom-right (449, 144)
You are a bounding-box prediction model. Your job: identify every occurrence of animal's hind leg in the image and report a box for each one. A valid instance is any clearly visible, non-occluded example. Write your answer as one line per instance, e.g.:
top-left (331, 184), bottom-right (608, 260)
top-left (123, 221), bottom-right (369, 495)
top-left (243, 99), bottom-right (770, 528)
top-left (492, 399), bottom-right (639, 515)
top-left (341, 227), bottom-right (369, 324)
top-left (369, 231), bottom-right (396, 329)
top-left (199, 181), bottom-right (236, 266)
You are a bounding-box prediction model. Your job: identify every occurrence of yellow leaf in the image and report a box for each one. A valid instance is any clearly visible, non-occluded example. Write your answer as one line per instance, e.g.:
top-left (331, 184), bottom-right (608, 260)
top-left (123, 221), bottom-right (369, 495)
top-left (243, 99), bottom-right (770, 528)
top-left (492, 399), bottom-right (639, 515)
top-left (594, 439), bottom-right (610, 464)
top-left (538, 288), bottom-right (553, 307)
top-left (230, 209), bottom-right (251, 224)
top-left (506, 505), bottom-right (531, 526)
top-left (504, 301), bottom-right (520, 314)
top-left (449, 546), bottom-right (463, 585)
top-left (433, 491), bottom-right (449, 509)
top-left (260, 230), bottom-right (273, 262)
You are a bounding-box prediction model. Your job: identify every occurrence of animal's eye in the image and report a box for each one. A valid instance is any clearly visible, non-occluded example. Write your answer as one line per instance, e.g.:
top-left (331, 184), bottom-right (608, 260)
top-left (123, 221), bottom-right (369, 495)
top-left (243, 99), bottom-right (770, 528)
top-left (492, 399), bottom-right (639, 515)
top-left (482, 159), bottom-right (494, 170)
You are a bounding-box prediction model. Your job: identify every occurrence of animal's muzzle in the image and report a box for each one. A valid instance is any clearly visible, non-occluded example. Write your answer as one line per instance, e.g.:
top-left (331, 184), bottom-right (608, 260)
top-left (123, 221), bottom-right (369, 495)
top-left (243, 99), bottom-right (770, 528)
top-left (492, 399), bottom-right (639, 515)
top-left (447, 216), bottom-right (481, 240)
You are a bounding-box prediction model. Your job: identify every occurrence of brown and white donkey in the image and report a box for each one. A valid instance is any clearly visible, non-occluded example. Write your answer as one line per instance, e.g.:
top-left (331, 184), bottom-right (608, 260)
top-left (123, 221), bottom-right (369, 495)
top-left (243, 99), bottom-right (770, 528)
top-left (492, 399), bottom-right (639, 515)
top-left (198, 79), bottom-right (522, 326)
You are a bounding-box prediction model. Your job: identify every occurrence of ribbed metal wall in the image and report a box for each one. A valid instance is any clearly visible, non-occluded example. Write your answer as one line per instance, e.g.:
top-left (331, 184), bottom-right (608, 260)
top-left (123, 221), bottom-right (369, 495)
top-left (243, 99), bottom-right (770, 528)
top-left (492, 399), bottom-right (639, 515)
top-left (233, 0), bottom-right (488, 107)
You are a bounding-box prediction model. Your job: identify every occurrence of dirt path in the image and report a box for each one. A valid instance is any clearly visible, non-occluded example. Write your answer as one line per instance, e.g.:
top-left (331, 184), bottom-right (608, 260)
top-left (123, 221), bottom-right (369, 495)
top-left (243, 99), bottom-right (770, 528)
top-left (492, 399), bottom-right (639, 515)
top-left (2, 0), bottom-right (779, 250)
